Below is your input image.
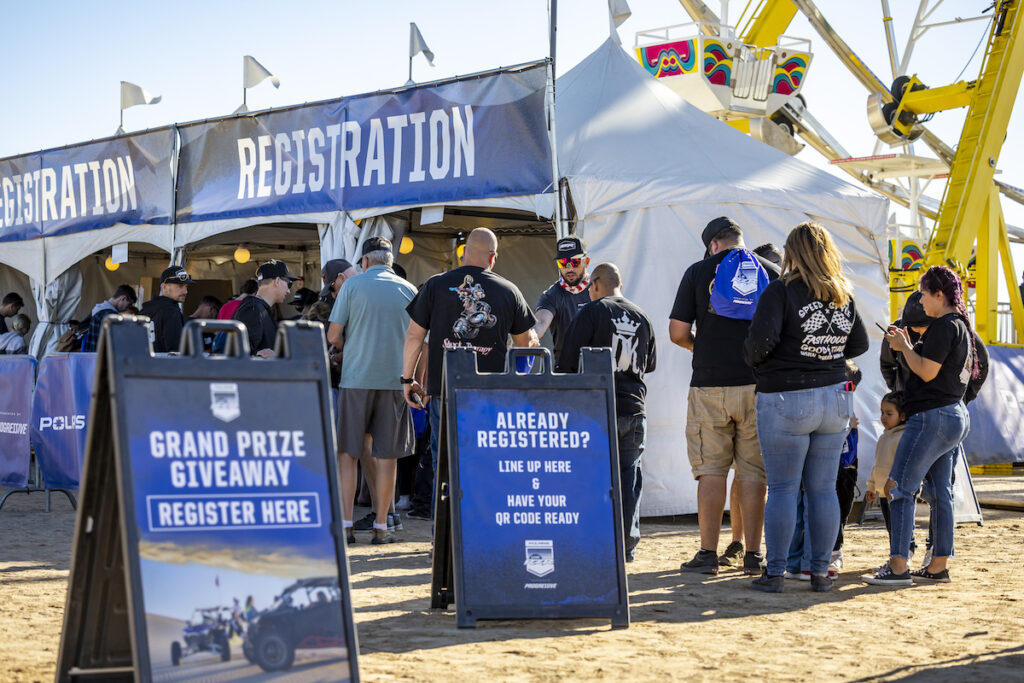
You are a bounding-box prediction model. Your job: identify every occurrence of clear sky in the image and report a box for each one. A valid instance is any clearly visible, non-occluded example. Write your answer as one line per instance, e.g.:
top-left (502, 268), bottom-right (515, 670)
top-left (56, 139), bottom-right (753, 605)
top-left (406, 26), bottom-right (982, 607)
top-left (2, 0), bottom-right (1021, 274)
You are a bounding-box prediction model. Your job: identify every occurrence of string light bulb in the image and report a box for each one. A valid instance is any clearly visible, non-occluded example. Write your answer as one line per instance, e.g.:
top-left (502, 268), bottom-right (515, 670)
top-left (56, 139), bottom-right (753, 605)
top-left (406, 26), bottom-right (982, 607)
top-left (400, 236), bottom-right (414, 254)
top-left (234, 247), bottom-right (251, 264)
top-left (104, 256), bottom-right (119, 271)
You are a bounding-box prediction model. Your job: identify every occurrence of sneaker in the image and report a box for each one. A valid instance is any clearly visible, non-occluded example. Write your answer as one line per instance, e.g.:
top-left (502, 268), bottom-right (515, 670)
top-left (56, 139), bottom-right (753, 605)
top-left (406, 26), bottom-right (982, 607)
top-left (718, 540), bottom-right (744, 567)
top-left (810, 574), bottom-right (834, 592)
top-left (829, 549), bottom-right (844, 572)
top-left (407, 507), bottom-right (431, 520)
top-left (910, 566), bottom-right (951, 583)
top-left (784, 570), bottom-right (811, 581)
top-left (371, 529), bottom-right (395, 545)
top-left (346, 529), bottom-right (356, 545)
top-left (388, 512), bottom-right (404, 532)
top-left (750, 570), bottom-right (784, 593)
top-left (742, 551), bottom-right (765, 575)
top-left (862, 565), bottom-right (913, 587)
top-left (352, 512), bottom-right (375, 531)
top-left (680, 549), bottom-right (719, 575)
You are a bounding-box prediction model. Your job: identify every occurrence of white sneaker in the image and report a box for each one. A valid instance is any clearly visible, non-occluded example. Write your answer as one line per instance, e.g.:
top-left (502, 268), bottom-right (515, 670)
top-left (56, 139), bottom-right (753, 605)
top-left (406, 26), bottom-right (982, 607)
top-left (829, 549), bottom-right (844, 572)
top-left (395, 495), bottom-right (412, 510)
top-left (784, 570), bottom-right (811, 581)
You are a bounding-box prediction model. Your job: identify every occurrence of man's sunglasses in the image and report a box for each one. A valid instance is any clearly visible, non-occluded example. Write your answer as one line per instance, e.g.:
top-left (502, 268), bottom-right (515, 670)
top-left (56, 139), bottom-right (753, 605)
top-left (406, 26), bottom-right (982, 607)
top-left (556, 258), bottom-right (583, 269)
top-left (165, 272), bottom-right (191, 283)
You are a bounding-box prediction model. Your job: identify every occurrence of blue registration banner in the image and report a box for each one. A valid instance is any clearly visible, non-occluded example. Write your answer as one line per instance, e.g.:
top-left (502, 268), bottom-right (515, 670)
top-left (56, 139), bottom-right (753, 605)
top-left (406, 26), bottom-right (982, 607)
top-left (0, 356), bottom-right (35, 487)
top-left (175, 63), bottom-right (552, 223)
top-left (30, 353), bottom-right (97, 489)
top-left (0, 130), bottom-right (175, 242)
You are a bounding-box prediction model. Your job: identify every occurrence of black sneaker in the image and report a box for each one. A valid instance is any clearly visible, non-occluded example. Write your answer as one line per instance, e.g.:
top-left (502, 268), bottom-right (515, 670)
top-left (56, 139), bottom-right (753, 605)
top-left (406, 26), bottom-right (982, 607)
top-left (346, 529), bottom-right (356, 545)
top-left (352, 512), bottom-right (375, 531)
top-left (750, 570), bottom-right (784, 593)
top-left (810, 574), bottom-right (833, 592)
top-left (388, 512), bottom-right (403, 532)
top-left (680, 549), bottom-right (719, 575)
top-left (407, 507), bottom-right (431, 520)
top-left (862, 565), bottom-right (913, 587)
top-left (910, 567), bottom-right (951, 583)
top-left (718, 540), bottom-right (744, 567)
top-left (742, 550), bottom-right (765, 575)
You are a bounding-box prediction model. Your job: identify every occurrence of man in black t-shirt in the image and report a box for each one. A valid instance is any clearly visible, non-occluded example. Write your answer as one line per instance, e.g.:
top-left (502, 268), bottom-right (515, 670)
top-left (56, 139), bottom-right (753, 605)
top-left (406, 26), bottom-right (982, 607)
top-left (402, 228), bottom-right (538, 510)
top-left (140, 266), bottom-right (194, 353)
top-left (669, 216), bottom-right (781, 575)
top-left (232, 260), bottom-right (299, 358)
top-left (557, 263), bottom-right (656, 562)
top-left (534, 236), bottom-right (592, 356)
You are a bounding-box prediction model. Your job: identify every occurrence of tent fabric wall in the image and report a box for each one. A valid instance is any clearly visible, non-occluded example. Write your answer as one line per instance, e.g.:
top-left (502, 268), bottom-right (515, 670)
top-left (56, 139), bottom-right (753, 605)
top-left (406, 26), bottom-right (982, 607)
top-left (28, 266), bottom-right (82, 357)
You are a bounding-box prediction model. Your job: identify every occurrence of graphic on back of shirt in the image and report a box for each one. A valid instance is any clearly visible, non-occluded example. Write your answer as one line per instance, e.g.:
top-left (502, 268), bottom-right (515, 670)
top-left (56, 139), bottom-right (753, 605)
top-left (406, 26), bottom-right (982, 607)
top-left (612, 310), bottom-right (642, 373)
top-left (796, 300), bottom-right (854, 361)
top-left (450, 275), bottom-right (497, 340)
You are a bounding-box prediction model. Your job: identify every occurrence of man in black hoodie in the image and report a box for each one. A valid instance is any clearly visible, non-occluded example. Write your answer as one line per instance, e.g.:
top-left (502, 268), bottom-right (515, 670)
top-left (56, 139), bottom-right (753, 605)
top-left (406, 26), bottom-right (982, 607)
top-left (141, 266), bottom-right (194, 353)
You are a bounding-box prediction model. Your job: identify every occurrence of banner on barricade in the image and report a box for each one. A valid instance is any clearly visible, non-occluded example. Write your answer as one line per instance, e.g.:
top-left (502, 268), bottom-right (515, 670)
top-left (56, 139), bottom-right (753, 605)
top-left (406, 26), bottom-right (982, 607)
top-left (0, 356), bottom-right (36, 487)
top-left (964, 345), bottom-right (1024, 464)
top-left (0, 129), bottom-right (175, 242)
top-left (57, 318), bottom-right (359, 682)
top-left (432, 347), bottom-right (629, 628)
top-left (30, 353), bottom-right (96, 490)
top-left (175, 62), bottom-right (552, 223)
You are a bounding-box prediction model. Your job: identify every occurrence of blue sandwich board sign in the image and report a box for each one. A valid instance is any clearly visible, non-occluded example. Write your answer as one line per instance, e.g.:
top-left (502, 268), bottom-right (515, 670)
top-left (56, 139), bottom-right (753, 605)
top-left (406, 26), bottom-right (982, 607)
top-left (56, 318), bottom-right (359, 682)
top-left (432, 347), bottom-right (629, 628)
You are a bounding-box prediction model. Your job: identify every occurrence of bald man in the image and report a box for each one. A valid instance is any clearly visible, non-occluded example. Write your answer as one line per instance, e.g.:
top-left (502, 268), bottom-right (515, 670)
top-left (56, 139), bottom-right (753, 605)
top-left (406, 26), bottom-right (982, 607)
top-left (557, 262), bottom-right (657, 562)
top-left (402, 228), bottom-right (539, 515)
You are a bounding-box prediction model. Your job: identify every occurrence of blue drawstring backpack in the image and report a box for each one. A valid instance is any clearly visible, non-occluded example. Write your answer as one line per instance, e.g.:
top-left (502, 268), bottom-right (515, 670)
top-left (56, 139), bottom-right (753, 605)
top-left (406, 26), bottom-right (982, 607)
top-left (709, 249), bottom-right (770, 320)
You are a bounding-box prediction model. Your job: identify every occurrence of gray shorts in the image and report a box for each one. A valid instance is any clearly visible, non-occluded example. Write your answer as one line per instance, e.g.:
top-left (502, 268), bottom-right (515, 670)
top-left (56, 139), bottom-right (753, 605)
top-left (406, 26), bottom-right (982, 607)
top-left (338, 388), bottom-right (412, 459)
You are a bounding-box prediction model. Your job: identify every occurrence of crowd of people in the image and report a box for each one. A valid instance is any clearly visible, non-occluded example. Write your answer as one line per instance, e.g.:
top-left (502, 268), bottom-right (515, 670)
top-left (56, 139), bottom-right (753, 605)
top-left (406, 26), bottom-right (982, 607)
top-left (7, 217), bottom-right (986, 587)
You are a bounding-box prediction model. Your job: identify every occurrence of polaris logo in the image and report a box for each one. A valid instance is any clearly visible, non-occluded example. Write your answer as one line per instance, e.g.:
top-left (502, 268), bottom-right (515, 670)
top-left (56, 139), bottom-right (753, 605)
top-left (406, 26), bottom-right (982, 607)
top-left (39, 415), bottom-right (86, 431)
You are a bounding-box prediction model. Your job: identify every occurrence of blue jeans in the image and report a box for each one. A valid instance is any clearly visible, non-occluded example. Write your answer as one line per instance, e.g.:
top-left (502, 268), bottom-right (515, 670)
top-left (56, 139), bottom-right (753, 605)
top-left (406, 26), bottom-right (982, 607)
top-left (616, 415), bottom-right (646, 555)
top-left (786, 490), bottom-right (810, 573)
top-left (757, 383), bottom-right (852, 576)
top-left (888, 402), bottom-right (969, 560)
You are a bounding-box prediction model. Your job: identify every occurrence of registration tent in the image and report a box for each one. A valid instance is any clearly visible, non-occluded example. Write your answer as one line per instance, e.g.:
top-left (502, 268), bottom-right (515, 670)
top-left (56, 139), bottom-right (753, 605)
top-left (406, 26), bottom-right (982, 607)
top-left (553, 40), bottom-right (892, 515)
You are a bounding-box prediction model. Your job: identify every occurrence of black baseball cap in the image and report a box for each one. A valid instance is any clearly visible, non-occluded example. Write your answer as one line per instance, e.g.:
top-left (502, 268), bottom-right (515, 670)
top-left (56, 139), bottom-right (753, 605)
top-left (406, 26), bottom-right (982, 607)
top-left (320, 258), bottom-right (354, 298)
top-left (702, 217), bottom-right (742, 256)
top-left (256, 260), bottom-right (300, 283)
top-left (555, 236), bottom-right (587, 260)
top-left (901, 291), bottom-right (935, 327)
top-left (361, 237), bottom-right (392, 256)
top-left (159, 266), bottom-right (195, 285)
top-left (291, 287), bottom-right (319, 310)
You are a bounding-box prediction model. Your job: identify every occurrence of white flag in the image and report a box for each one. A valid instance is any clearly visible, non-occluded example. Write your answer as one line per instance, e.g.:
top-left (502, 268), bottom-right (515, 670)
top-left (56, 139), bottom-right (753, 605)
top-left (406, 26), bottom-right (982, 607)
top-left (243, 55), bottom-right (280, 89)
top-left (608, 0), bottom-right (632, 44)
top-left (410, 22), bottom-right (435, 66)
top-left (120, 81), bottom-right (161, 110)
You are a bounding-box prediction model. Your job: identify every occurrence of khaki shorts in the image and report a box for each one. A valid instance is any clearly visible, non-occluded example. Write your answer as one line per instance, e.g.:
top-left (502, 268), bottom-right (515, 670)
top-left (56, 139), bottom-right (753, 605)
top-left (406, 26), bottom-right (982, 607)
top-left (338, 388), bottom-right (412, 459)
top-left (685, 385), bottom-right (765, 483)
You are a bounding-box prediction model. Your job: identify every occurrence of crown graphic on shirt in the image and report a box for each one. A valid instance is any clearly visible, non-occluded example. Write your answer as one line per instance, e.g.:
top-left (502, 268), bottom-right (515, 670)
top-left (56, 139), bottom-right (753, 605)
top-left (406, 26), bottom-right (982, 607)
top-left (612, 312), bottom-right (640, 336)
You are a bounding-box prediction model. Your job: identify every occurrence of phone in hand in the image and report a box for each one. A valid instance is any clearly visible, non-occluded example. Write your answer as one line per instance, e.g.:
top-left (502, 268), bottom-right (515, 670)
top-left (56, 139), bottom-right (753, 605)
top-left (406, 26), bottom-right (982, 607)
top-left (875, 321), bottom-right (890, 334)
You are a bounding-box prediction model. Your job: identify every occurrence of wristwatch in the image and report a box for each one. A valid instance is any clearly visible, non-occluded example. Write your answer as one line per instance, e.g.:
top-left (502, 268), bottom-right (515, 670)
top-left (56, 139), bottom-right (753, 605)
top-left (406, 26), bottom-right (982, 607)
top-left (400, 376), bottom-right (415, 384)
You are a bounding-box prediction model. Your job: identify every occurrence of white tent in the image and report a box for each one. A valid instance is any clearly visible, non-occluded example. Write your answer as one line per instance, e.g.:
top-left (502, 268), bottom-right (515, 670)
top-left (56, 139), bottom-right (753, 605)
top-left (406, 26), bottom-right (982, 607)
top-left (555, 40), bottom-right (892, 515)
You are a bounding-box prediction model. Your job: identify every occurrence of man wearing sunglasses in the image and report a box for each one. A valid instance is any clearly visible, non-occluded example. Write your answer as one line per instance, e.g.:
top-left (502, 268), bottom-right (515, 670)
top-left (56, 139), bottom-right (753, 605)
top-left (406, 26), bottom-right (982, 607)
top-left (533, 237), bottom-right (592, 357)
top-left (232, 260), bottom-right (300, 358)
top-left (141, 266), bottom-right (195, 353)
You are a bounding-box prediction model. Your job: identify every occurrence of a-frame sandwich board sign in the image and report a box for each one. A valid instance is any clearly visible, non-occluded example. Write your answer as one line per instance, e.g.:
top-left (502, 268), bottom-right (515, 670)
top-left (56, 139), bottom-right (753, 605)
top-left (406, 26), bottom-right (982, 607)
top-left (431, 347), bottom-right (629, 628)
top-left (56, 317), bottom-right (359, 682)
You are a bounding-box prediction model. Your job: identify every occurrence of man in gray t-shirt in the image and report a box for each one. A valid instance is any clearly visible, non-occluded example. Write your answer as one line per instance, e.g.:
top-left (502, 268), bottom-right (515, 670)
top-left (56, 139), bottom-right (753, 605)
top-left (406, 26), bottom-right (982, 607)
top-left (533, 236), bottom-right (591, 357)
top-left (328, 237), bottom-right (417, 545)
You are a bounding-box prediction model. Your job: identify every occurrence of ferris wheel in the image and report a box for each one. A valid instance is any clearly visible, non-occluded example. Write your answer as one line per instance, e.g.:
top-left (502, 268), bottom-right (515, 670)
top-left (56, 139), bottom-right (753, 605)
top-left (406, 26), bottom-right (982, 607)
top-left (634, 0), bottom-right (1024, 345)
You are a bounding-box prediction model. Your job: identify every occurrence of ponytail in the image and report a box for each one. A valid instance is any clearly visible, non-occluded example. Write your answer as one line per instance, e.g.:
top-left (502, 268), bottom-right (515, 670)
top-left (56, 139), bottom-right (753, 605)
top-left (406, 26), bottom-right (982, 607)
top-left (920, 265), bottom-right (980, 379)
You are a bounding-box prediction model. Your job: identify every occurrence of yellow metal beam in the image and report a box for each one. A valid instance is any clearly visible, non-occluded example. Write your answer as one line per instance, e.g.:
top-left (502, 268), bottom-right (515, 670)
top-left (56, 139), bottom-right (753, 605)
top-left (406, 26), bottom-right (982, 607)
top-left (974, 187), bottom-right (999, 343)
top-left (997, 201), bottom-right (1024, 346)
top-left (741, 0), bottom-right (799, 48)
top-left (901, 80), bottom-right (975, 116)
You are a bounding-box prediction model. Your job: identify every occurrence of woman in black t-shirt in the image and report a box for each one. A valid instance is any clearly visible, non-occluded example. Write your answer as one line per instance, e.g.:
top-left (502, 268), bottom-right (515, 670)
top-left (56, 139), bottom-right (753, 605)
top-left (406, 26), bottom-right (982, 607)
top-left (864, 266), bottom-right (977, 587)
top-left (745, 222), bottom-right (868, 594)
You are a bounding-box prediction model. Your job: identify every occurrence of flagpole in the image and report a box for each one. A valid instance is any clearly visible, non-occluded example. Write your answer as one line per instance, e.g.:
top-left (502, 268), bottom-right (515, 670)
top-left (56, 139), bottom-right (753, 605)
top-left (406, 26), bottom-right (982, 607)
top-left (408, 54), bottom-right (413, 84)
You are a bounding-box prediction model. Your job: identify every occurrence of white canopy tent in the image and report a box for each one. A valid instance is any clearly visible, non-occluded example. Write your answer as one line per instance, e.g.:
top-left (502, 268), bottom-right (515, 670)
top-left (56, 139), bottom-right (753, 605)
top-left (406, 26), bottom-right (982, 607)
top-left (555, 39), bottom-right (892, 515)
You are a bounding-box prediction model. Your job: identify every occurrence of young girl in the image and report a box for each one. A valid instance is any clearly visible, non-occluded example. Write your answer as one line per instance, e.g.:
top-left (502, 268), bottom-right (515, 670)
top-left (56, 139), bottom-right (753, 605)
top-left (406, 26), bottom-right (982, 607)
top-left (864, 392), bottom-right (907, 550)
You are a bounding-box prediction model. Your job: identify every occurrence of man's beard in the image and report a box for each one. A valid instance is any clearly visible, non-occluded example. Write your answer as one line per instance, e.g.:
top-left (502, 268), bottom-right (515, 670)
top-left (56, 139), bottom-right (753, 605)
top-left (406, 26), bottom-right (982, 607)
top-left (562, 271), bottom-right (583, 286)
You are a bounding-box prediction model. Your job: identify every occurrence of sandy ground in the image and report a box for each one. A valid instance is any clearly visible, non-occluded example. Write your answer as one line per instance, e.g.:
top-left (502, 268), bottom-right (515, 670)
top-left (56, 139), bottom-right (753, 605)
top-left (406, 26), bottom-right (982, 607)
top-left (2, 477), bottom-right (1023, 683)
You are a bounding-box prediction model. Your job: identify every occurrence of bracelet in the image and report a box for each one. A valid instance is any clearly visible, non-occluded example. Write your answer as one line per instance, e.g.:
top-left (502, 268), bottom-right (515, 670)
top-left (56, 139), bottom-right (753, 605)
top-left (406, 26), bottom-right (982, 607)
top-left (400, 376), bottom-right (415, 384)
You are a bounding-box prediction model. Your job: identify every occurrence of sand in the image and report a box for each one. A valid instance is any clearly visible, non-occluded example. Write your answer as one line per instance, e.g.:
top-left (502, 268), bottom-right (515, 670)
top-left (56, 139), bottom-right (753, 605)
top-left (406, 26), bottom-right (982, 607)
top-left (2, 478), bottom-right (1023, 682)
